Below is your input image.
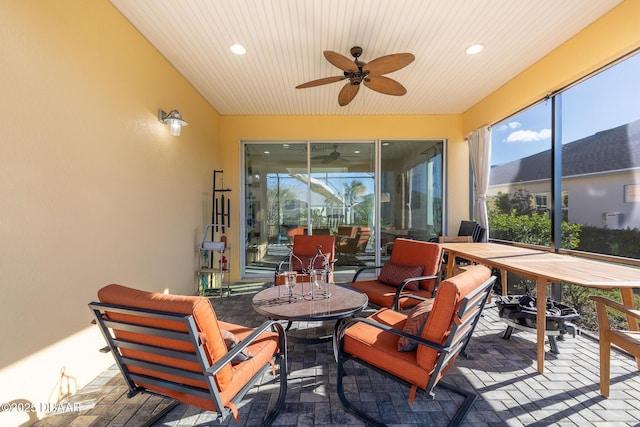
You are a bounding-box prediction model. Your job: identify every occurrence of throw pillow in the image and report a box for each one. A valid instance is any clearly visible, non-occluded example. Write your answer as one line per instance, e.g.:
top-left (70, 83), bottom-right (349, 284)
top-left (378, 262), bottom-right (424, 290)
top-left (221, 330), bottom-right (253, 365)
top-left (397, 300), bottom-right (434, 352)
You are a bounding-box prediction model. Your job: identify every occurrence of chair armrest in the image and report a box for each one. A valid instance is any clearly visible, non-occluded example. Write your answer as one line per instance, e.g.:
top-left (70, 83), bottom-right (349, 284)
top-left (392, 275), bottom-right (441, 311)
top-left (336, 316), bottom-right (448, 354)
top-left (392, 293), bottom-right (431, 309)
top-left (206, 320), bottom-right (286, 376)
top-left (351, 265), bottom-right (383, 282)
top-left (589, 296), bottom-right (640, 321)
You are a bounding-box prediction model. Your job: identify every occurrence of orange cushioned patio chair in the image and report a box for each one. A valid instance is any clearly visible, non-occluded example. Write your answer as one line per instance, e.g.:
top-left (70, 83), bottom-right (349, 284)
top-left (336, 226), bottom-right (371, 255)
top-left (89, 284), bottom-right (287, 426)
top-left (349, 238), bottom-right (443, 310)
top-left (336, 265), bottom-right (496, 426)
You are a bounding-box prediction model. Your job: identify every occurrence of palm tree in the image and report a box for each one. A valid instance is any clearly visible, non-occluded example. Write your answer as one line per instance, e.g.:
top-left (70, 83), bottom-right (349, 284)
top-left (343, 180), bottom-right (366, 224)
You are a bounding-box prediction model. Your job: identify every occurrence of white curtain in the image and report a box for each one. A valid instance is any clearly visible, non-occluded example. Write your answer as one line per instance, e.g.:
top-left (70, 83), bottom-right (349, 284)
top-left (467, 126), bottom-right (491, 242)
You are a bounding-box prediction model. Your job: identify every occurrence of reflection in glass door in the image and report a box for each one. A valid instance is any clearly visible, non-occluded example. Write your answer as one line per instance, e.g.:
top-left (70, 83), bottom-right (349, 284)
top-left (379, 140), bottom-right (444, 261)
top-left (242, 140), bottom-right (443, 279)
top-left (310, 142), bottom-right (374, 272)
top-left (243, 142), bottom-right (308, 277)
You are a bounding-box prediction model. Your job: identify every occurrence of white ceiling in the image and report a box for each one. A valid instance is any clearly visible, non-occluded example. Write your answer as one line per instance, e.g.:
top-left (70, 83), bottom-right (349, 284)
top-left (110, 0), bottom-right (622, 116)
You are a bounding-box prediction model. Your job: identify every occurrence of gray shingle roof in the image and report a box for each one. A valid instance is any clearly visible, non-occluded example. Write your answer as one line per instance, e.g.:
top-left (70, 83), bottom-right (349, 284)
top-left (490, 119), bottom-right (640, 186)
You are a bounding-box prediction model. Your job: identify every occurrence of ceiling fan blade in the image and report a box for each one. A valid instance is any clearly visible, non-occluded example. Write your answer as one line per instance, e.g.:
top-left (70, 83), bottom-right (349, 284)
top-left (296, 75), bottom-right (345, 89)
top-left (338, 83), bottom-right (360, 106)
top-left (363, 53), bottom-right (415, 75)
top-left (324, 51), bottom-right (357, 71)
top-left (364, 76), bottom-right (407, 96)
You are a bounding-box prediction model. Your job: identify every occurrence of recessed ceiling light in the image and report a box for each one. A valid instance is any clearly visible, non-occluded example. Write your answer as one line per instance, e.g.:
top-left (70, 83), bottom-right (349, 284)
top-left (230, 44), bottom-right (247, 55)
top-left (263, 151), bottom-right (270, 154)
top-left (466, 43), bottom-right (484, 55)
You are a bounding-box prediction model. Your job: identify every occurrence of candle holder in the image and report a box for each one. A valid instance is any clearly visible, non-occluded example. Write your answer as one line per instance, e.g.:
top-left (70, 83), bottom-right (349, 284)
top-left (278, 271), bottom-right (299, 303)
top-left (310, 246), bottom-right (331, 299)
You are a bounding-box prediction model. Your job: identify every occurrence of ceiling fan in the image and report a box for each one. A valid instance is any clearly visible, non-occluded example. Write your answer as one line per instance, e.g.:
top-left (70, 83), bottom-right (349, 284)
top-left (311, 144), bottom-right (352, 164)
top-left (296, 46), bottom-right (415, 106)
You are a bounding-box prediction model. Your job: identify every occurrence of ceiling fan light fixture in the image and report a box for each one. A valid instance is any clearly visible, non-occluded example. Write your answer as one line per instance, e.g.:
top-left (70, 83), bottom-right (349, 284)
top-left (230, 43), bottom-right (247, 55)
top-left (466, 43), bottom-right (485, 55)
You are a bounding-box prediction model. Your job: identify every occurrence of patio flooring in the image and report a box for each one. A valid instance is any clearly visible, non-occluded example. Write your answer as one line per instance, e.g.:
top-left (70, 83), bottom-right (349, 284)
top-left (34, 282), bottom-right (640, 426)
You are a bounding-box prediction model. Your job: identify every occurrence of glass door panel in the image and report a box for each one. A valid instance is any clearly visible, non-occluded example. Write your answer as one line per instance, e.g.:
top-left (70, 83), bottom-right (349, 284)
top-left (380, 140), bottom-right (444, 262)
top-left (310, 142), bottom-right (375, 274)
top-left (244, 143), bottom-right (308, 276)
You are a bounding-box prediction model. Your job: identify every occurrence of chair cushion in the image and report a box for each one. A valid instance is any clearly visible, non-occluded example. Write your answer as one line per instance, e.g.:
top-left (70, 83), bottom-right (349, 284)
top-left (217, 321), bottom-right (279, 409)
top-left (351, 279), bottom-right (434, 309)
top-left (342, 308), bottom-right (430, 390)
top-left (378, 262), bottom-right (424, 290)
top-left (389, 239), bottom-right (441, 292)
top-left (416, 265), bottom-right (491, 370)
top-left (221, 330), bottom-right (253, 364)
top-left (398, 299), bottom-right (434, 352)
top-left (292, 234), bottom-right (336, 257)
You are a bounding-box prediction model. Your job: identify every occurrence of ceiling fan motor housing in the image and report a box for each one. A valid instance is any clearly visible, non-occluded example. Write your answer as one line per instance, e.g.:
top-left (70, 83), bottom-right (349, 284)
top-left (345, 47), bottom-right (368, 85)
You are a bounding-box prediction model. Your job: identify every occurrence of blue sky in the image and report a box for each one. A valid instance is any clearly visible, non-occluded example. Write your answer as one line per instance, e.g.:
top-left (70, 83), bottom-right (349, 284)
top-left (491, 52), bottom-right (640, 166)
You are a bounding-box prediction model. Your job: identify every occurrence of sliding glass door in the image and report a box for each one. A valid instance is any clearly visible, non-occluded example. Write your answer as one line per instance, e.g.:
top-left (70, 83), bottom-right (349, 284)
top-left (242, 140), bottom-right (444, 279)
top-left (379, 140), bottom-right (443, 260)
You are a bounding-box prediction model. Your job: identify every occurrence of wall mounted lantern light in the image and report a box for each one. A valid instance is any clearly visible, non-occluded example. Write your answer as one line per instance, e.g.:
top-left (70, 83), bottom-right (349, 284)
top-left (158, 109), bottom-right (188, 136)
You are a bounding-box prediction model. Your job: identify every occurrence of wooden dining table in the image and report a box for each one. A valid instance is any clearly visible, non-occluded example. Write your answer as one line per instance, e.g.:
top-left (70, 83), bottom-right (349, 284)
top-left (439, 242), bottom-right (640, 373)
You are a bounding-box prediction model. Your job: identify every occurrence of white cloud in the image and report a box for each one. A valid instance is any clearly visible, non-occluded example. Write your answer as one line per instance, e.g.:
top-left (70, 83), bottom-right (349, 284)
top-left (497, 121), bottom-right (521, 132)
top-left (508, 121), bottom-right (521, 129)
top-left (506, 128), bottom-right (551, 142)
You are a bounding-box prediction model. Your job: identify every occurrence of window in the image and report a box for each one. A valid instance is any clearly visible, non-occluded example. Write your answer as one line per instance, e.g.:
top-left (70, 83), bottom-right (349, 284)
top-left (534, 194), bottom-right (548, 213)
top-left (624, 184), bottom-right (640, 203)
top-left (488, 102), bottom-right (552, 247)
top-left (559, 52), bottom-right (640, 257)
top-left (488, 50), bottom-right (640, 259)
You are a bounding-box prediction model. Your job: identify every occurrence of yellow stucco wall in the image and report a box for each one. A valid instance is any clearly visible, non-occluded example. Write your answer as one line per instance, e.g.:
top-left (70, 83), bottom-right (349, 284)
top-left (0, 2), bottom-right (219, 424)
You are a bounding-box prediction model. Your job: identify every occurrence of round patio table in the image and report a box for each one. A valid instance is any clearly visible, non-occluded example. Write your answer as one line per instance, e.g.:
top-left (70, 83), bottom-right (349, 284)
top-left (252, 283), bottom-right (368, 345)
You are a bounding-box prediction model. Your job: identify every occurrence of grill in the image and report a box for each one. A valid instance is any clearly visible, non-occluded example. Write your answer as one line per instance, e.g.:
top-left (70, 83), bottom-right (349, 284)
top-left (495, 295), bottom-right (579, 353)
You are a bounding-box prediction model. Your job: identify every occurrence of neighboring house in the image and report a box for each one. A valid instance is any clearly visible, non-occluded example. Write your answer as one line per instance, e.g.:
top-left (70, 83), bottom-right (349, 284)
top-left (489, 119), bottom-right (640, 229)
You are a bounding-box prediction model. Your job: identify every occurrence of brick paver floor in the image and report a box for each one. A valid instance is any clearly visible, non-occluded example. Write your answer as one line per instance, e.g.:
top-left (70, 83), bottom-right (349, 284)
top-left (34, 282), bottom-right (640, 426)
